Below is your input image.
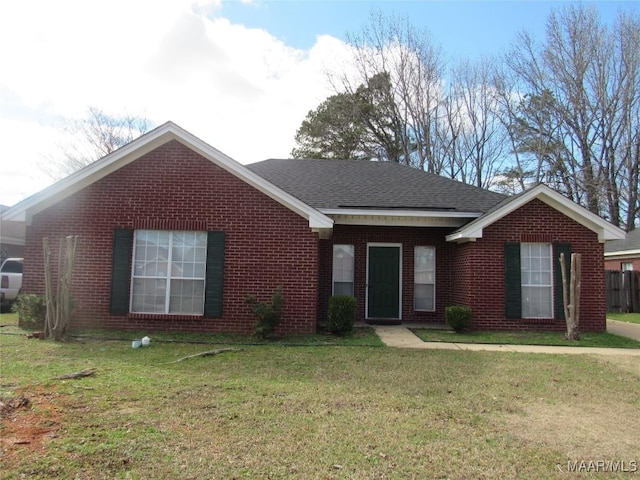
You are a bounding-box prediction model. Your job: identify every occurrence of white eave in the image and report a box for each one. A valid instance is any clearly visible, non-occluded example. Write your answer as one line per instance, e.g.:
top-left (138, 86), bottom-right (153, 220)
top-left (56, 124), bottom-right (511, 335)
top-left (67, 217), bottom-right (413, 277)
top-left (445, 184), bottom-right (626, 243)
top-left (0, 122), bottom-right (333, 233)
top-left (605, 249), bottom-right (640, 258)
top-left (319, 208), bottom-right (481, 228)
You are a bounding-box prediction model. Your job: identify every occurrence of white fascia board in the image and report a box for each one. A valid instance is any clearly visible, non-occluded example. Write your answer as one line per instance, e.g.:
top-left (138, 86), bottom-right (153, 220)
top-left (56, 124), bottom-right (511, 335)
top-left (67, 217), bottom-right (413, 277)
top-left (320, 208), bottom-right (480, 228)
top-left (604, 249), bottom-right (640, 258)
top-left (1, 122), bottom-right (333, 231)
top-left (445, 184), bottom-right (626, 243)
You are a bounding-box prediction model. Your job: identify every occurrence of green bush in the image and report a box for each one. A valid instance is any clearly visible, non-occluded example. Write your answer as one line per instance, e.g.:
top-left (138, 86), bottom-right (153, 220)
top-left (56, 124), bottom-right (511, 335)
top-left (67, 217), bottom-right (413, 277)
top-left (13, 294), bottom-right (46, 329)
top-left (245, 285), bottom-right (284, 338)
top-left (327, 296), bottom-right (357, 335)
top-left (445, 305), bottom-right (473, 332)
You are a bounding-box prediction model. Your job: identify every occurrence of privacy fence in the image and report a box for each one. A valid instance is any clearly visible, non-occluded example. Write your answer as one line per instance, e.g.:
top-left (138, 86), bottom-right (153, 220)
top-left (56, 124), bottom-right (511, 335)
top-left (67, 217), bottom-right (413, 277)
top-left (606, 270), bottom-right (640, 313)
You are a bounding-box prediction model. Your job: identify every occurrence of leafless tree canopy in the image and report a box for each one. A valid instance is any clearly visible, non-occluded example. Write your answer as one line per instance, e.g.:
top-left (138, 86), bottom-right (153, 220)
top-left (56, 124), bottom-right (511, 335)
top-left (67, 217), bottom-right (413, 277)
top-left (293, 6), bottom-right (640, 230)
top-left (42, 107), bottom-right (152, 180)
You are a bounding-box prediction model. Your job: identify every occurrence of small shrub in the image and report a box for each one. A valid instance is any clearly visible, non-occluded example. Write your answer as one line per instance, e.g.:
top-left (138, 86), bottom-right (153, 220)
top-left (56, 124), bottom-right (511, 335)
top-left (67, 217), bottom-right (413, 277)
top-left (327, 296), bottom-right (357, 335)
top-left (245, 285), bottom-right (284, 338)
top-left (445, 305), bottom-right (473, 332)
top-left (13, 294), bottom-right (46, 329)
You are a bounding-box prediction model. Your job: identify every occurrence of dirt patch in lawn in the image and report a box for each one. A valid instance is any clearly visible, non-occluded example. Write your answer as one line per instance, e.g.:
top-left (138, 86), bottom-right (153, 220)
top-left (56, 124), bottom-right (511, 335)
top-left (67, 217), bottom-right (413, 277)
top-left (0, 386), bottom-right (63, 468)
top-left (500, 401), bottom-right (638, 460)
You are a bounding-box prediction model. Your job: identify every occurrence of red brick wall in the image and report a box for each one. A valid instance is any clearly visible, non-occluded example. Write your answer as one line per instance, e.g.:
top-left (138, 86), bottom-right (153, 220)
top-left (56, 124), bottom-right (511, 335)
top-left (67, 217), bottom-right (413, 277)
top-left (604, 257), bottom-right (640, 271)
top-left (22, 140), bottom-right (319, 334)
top-left (318, 225), bottom-right (456, 324)
top-left (451, 199), bottom-right (606, 332)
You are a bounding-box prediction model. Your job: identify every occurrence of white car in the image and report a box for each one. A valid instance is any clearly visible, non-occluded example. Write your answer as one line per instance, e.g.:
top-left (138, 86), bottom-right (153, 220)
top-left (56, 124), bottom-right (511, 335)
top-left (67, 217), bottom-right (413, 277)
top-left (0, 257), bottom-right (23, 311)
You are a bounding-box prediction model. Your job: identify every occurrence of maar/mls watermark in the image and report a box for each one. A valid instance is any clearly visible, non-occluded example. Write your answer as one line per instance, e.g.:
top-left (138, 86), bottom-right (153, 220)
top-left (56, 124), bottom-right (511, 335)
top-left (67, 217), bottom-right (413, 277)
top-left (557, 460), bottom-right (638, 474)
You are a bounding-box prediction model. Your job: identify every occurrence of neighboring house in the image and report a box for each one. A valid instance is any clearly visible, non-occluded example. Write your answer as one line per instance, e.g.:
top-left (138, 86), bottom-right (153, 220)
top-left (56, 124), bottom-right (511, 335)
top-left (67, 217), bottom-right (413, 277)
top-left (604, 228), bottom-right (640, 271)
top-left (1, 122), bottom-right (624, 334)
top-left (0, 205), bottom-right (26, 263)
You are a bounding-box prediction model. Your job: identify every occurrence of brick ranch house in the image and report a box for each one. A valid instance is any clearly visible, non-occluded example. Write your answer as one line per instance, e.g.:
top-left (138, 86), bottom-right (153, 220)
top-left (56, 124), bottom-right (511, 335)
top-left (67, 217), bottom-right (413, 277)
top-left (604, 228), bottom-right (640, 271)
top-left (2, 122), bottom-right (625, 334)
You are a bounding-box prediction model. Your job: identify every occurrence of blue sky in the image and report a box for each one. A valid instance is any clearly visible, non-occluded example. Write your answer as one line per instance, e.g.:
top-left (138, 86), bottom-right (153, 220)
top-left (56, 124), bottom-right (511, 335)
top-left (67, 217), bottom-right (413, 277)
top-left (0, 0), bottom-right (636, 206)
top-left (216, 1), bottom-right (630, 57)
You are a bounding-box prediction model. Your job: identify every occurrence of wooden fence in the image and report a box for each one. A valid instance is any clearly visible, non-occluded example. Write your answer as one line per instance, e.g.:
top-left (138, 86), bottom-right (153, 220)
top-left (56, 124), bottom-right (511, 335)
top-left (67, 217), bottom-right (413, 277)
top-left (606, 270), bottom-right (640, 313)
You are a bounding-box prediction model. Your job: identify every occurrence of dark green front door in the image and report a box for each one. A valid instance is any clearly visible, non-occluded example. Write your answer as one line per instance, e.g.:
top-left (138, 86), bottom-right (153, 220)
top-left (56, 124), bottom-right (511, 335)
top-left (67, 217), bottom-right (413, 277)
top-left (367, 246), bottom-right (400, 319)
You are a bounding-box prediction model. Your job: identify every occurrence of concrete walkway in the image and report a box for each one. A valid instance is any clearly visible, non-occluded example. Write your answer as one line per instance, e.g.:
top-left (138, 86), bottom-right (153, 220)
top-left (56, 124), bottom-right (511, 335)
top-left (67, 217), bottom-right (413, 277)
top-left (607, 319), bottom-right (640, 341)
top-left (373, 325), bottom-right (640, 356)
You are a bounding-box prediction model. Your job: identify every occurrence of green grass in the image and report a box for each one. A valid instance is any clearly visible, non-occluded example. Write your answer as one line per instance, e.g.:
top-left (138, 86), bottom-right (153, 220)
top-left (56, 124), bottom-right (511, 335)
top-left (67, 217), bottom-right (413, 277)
top-left (68, 326), bottom-right (385, 347)
top-left (0, 312), bottom-right (383, 347)
top-left (1, 316), bottom-right (639, 479)
top-left (411, 328), bottom-right (640, 348)
top-left (607, 312), bottom-right (640, 324)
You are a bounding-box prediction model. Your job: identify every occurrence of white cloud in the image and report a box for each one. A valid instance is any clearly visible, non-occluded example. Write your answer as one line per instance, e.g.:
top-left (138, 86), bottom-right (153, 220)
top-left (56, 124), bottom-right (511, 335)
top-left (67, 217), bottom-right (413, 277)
top-left (0, 0), bottom-right (349, 205)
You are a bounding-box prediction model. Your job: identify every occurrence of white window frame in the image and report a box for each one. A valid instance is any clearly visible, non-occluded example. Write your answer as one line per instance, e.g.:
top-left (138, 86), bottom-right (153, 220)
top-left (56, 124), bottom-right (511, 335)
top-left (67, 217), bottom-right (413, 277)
top-left (130, 230), bottom-right (207, 315)
top-left (621, 262), bottom-right (633, 271)
top-left (520, 243), bottom-right (553, 319)
top-left (332, 244), bottom-right (355, 296)
top-left (414, 246), bottom-right (436, 312)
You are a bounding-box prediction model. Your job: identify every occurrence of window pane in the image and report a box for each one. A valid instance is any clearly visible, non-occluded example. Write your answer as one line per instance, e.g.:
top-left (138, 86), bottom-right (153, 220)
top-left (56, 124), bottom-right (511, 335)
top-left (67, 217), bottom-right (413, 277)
top-left (520, 243), bottom-right (553, 318)
top-left (522, 286), bottom-right (552, 318)
top-left (414, 283), bottom-right (434, 311)
top-left (333, 282), bottom-right (354, 297)
top-left (171, 231), bottom-right (207, 279)
top-left (134, 230), bottom-right (169, 277)
top-left (333, 245), bottom-right (354, 291)
top-left (414, 246), bottom-right (435, 311)
top-left (169, 279), bottom-right (205, 315)
top-left (131, 278), bottom-right (166, 313)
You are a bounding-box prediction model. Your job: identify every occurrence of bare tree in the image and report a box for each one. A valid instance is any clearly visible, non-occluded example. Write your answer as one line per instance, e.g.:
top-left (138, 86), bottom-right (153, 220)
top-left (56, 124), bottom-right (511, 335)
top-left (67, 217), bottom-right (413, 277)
top-left (440, 58), bottom-right (507, 188)
top-left (42, 107), bottom-right (152, 179)
top-left (503, 5), bottom-right (640, 229)
top-left (335, 10), bottom-right (446, 170)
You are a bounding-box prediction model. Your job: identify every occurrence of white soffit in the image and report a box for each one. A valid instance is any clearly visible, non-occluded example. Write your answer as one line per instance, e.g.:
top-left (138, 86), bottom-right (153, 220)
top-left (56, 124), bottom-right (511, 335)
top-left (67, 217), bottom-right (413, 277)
top-left (320, 208), bottom-right (481, 228)
top-left (604, 249), bottom-right (640, 258)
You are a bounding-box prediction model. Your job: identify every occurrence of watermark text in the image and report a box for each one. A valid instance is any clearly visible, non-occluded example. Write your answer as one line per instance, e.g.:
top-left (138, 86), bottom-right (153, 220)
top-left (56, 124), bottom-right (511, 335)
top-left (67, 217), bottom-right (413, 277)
top-left (557, 460), bottom-right (637, 474)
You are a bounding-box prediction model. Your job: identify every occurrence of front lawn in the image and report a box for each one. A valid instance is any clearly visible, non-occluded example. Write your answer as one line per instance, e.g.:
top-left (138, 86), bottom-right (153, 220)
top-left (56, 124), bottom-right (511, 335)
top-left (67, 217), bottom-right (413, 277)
top-left (1, 319), bottom-right (638, 479)
top-left (607, 312), bottom-right (640, 324)
top-left (411, 328), bottom-right (640, 348)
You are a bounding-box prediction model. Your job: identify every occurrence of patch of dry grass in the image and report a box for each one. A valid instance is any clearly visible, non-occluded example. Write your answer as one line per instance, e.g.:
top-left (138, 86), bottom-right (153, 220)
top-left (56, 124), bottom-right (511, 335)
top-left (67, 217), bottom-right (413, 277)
top-left (1, 324), bottom-right (638, 479)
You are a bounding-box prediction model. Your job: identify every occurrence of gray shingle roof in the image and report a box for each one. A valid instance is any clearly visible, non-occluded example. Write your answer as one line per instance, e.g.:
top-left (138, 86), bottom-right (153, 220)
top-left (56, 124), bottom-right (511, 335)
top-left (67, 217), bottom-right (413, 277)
top-left (247, 159), bottom-right (505, 213)
top-left (605, 228), bottom-right (640, 253)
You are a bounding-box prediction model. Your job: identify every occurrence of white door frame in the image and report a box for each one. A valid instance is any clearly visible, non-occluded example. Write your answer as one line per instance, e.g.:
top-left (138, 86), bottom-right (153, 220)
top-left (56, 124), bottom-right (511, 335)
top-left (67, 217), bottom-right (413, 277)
top-left (365, 242), bottom-right (402, 320)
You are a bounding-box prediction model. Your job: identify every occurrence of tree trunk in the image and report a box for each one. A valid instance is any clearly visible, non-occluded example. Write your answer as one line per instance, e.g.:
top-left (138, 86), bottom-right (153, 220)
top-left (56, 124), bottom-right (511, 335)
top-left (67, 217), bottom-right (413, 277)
top-left (43, 236), bottom-right (78, 341)
top-left (560, 252), bottom-right (582, 341)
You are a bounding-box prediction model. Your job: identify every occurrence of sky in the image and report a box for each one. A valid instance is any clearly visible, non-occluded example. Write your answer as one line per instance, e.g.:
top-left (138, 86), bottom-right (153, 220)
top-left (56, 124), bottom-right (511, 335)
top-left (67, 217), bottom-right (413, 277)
top-left (0, 0), bottom-right (635, 207)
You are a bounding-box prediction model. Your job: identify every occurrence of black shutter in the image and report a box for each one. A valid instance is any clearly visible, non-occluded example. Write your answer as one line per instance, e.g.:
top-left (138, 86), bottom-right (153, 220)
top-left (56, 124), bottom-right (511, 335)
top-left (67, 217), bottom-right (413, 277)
top-left (204, 231), bottom-right (225, 317)
top-left (505, 243), bottom-right (522, 319)
top-left (110, 229), bottom-right (133, 315)
top-left (553, 243), bottom-right (571, 320)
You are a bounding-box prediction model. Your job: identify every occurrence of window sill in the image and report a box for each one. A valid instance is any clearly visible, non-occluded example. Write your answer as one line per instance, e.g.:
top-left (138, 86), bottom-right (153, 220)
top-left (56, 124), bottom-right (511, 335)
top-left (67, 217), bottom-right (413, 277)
top-left (128, 313), bottom-right (204, 321)
top-left (520, 317), bottom-right (562, 324)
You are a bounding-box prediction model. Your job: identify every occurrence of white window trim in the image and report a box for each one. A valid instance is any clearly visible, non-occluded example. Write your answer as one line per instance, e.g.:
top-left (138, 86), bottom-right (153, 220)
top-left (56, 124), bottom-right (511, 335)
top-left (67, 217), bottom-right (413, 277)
top-left (414, 246), bottom-right (436, 312)
top-left (520, 243), bottom-right (554, 319)
top-left (130, 230), bottom-right (207, 315)
top-left (365, 243), bottom-right (403, 320)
